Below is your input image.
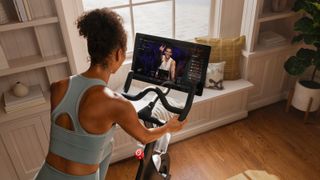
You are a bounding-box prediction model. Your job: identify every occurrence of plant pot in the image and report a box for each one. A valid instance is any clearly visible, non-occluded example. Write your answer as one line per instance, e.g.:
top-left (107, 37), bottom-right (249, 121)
top-left (291, 80), bottom-right (320, 112)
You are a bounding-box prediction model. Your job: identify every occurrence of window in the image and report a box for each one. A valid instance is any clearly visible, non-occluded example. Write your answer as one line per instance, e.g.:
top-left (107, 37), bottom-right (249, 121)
top-left (82, 0), bottom-right (212, 53)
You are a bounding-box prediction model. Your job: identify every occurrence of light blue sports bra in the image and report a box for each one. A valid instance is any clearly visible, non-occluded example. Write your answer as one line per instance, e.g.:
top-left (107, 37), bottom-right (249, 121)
top-left (49, 74), bottom-right (116, 165)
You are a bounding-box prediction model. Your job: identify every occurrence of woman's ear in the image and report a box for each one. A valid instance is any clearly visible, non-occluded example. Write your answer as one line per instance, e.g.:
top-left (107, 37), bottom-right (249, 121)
top-left (116, 48), bottom-right (123, 62)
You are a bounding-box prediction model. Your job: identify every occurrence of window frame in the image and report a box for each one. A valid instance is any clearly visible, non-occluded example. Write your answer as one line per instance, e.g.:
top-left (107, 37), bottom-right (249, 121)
top-left (82, 0), bottom-right (216, 57)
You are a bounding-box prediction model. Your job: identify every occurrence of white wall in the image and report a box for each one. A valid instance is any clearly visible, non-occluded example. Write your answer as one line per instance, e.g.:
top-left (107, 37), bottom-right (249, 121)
top-left (214, 0), bottom-right (245, 38)
top-left (55, 0), bottom-right (90, 74)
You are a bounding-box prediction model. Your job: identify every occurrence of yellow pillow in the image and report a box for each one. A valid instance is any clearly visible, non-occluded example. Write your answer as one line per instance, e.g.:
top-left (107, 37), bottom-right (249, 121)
top-left (195, 36), bottom-right (245, 80)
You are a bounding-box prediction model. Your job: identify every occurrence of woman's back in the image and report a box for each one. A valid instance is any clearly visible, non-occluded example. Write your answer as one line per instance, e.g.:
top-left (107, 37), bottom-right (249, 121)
top-left (46, 74), bottom-right (117, 176)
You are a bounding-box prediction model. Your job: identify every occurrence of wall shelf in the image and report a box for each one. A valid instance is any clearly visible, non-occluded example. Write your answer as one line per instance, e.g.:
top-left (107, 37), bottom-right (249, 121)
top-left (258, 11), bottom-right (299, 23)
top-left (0, 17), bottom-right (59, 32)
top-left (0, 54), bottom-right (68, 77)
top-left (242, 43), bottom-right (302, 58)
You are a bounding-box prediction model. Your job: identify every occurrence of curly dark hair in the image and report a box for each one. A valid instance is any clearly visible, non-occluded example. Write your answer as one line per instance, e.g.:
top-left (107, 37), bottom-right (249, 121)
top-left (76, 8), bottom-right (127, 67)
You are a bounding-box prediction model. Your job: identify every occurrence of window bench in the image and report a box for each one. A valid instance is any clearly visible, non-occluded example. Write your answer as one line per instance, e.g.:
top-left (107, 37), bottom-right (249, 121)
top-left (111, 79), bottom-right (253, 163)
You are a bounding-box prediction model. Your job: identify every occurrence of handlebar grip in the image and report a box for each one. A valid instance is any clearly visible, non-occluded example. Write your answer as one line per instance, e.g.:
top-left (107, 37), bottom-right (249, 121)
top-left (123, 71), bottom-right (134, 93)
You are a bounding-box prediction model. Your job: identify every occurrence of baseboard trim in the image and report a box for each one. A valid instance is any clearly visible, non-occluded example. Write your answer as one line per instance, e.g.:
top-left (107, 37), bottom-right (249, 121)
top-left (248, 93), bottom-right (287, 111)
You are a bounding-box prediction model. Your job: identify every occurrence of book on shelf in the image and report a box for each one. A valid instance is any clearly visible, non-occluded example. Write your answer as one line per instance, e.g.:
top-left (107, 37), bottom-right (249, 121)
top-left (12, 0), bottom-right (28, 22)
top-left (0, 44), bottom-right (9, 70)
top-left (259, 31), bottom-right (287, 47)
top-left (4, 98), bottom-right (46, 113)
top-left (0, 1), bottom-right (10, 24)
top-left (22, 0), bottom-right (32, 21)
top-left (3, 84), bottom-right (46, 113)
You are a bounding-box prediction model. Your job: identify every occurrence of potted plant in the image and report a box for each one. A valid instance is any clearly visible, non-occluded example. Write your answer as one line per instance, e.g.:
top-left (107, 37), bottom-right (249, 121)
top-left (284, 0), bottom-right (320, 113)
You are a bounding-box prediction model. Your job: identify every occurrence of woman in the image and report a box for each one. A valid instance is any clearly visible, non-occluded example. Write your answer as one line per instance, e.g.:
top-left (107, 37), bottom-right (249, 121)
top-left (158, 45), bottom-right (176, 81)
top-left (35, 8), bottom-right (187, 180)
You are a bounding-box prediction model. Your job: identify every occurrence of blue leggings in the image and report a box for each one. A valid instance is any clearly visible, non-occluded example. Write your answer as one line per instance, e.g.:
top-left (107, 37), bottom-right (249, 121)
top-left (34, 155), bottom-right (111, 180)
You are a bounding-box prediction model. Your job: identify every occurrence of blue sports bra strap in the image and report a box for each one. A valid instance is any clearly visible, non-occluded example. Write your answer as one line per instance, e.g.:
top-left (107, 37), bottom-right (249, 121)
top-left (51, 77), bottom-right (73, 124)
top-left (51, 74), bottom-right (107, 133)
top-left (74, 75), bottom-right (107, 133)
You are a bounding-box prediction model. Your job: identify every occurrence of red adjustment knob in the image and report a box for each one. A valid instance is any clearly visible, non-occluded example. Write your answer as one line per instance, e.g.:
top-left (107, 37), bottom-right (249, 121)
top-left (134, 148), bottom-right (144, 160)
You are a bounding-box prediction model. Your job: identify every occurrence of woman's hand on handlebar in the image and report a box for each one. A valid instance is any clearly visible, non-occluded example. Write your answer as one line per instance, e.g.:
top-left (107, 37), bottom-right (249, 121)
top-left (166, 116), bottom-right (188, 133)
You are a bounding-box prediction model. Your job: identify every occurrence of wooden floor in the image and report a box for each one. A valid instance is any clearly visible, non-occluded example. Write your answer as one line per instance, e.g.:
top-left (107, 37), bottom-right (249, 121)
top-left (106, 101), bottom-right (320, 180)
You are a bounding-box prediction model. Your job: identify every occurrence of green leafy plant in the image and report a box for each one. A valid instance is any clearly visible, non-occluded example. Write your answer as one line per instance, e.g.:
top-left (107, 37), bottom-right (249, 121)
top-left (284, 0), bottom-right (320, 83)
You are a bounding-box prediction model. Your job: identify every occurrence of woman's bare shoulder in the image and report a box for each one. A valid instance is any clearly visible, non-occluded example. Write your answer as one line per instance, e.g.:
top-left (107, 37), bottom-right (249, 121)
top-left (50, 78), bottom-right (70, 109)
top-left (85, 86), bottom-right (131, 109)
top-left (50, 78), bottom-right (69, 91)
top-left (78, 86), bottom-right (135, 127)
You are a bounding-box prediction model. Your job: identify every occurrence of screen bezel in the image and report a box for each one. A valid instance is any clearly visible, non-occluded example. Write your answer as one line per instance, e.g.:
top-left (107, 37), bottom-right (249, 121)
top-left (131, 33), bottom-right (211, 96)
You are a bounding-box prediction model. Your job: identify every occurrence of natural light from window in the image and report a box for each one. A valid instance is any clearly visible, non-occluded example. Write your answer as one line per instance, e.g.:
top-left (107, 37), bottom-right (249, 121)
top-left (82, 0), bottom-right (211, 53)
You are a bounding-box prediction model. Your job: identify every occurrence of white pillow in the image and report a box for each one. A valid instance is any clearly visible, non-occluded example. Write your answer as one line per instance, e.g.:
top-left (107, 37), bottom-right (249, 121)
top-left (205, 61), bottom-right (226, 90)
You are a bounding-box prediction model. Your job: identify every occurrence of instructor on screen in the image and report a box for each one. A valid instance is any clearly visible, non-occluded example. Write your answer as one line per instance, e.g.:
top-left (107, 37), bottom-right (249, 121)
top-left (157, 45), bottom-right (176, 81)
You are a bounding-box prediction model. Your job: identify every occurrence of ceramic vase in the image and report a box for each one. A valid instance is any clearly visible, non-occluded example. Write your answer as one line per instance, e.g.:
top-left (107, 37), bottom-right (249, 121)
top-left (12, 81), bottom-right (29, 97)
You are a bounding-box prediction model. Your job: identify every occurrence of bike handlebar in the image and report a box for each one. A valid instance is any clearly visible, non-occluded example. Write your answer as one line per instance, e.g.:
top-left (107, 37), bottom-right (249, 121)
top-left (121, 86), bottom-right (183, 114)
top-left (121, 71), bottom-right (195, 121)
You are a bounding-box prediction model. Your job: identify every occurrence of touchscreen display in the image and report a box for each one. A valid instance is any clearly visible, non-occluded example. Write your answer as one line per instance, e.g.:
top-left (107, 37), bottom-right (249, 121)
top-left (132, 33), bottom-right (211, 96)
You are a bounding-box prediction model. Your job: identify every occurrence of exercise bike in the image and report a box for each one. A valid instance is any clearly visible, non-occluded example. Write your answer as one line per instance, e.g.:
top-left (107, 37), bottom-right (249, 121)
top-left (121, 71), bottom-right (195, 180)
top-left (121, 32), bottom-right (210, 179)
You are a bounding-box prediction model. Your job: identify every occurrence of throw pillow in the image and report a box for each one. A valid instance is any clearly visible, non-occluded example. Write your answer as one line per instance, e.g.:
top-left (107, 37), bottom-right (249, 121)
top-left (205, 61), bottom-right (226, 90)
top-left (195, 36), bottom-right (245, 80)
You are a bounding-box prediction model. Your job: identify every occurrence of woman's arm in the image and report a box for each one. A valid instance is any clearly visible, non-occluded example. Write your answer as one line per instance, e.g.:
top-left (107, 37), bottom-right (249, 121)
top-left (170, 60), bottom-right (176, 81)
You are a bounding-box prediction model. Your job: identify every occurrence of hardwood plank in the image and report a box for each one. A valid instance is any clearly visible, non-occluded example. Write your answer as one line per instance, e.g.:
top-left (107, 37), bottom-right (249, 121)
top-left (106, 101), bottom-right (320, 180)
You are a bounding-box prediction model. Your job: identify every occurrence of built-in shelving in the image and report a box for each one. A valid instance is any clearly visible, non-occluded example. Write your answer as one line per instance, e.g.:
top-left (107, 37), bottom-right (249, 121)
top-left (0, 1), bottom-right (75, 179)
top-left (241, 0), bottom-right (301, 53)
